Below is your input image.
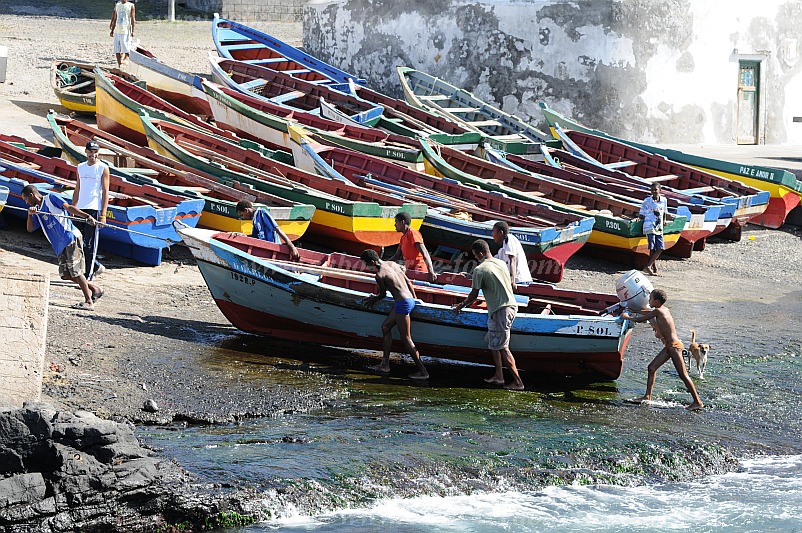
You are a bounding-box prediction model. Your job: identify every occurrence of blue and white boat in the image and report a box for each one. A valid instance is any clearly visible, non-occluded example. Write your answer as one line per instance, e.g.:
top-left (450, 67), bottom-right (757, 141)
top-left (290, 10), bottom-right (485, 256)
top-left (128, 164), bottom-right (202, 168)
top-left (0, 143), bottom-right (203, 266)
top-left (212, 14), bottom-right (366, 90)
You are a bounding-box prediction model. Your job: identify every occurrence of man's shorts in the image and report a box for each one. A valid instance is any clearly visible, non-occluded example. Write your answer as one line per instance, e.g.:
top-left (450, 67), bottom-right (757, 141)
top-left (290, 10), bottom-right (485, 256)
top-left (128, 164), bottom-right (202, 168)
top-left (113, 33), bottom-right (132, 54)
top-left (394, 298), bottom-right (417, 316)
top-left (647, 233), bottom-right (665, 250)
top-left (58, 236), bottom-right (86, 279)
top-left (485, 306), bottom-right (517, 351)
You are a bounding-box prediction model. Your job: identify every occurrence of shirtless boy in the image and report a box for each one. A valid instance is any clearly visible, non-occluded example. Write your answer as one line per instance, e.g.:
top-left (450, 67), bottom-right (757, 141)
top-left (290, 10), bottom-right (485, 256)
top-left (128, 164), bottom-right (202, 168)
top-left (621, 289), bottom-right (703, 411)
top-left (360, 249), bottom-right (429, 380)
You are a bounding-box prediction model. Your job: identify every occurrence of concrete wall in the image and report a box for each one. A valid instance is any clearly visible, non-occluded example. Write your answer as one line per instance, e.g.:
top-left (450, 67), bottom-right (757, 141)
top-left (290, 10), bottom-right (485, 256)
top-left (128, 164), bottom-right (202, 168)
top-left (181, 0), bottom-right (304, 21)
top-left (303, 0), bottom-right (802, 144)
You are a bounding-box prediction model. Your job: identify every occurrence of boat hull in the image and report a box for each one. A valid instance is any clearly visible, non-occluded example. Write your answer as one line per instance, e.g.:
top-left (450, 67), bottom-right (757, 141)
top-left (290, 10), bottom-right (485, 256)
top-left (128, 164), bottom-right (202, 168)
top-left (540, 103), bottom-right (785, 228)
top-left (185, 231), bottom-right (632, 378)
top-left (128, 49), bottom-right (212, 116)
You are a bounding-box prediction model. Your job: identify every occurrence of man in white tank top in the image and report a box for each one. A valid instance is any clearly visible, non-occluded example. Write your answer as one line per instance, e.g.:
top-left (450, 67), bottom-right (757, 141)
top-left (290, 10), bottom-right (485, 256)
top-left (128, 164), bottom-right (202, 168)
top-left (109, 0), bottom-right (136, 67)
top-left (492, 221), bottom-right (533, 291)
top-left (73, 141), bottom-right (110, 280)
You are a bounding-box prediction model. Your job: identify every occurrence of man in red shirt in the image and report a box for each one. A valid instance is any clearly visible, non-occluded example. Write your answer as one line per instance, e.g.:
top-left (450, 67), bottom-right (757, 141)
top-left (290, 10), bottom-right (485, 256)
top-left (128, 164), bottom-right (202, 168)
top-left (387, 212), bottom-right (437, 282)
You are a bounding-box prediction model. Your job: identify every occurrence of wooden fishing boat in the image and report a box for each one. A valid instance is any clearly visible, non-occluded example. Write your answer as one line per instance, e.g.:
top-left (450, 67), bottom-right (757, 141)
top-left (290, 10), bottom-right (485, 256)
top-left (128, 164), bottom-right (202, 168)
top-left (94, 68), bottom-right (238, 145)
top-left (201, 80), bottom-right (423, 166)
top-left (396, 66), bottom-right (557, 155)
top-left (212, 14), bottom-right (366, 88)
top-left (540, 103), bottom-right (801, 229)
top-left (485, 146), bottom-right (724, 258)
top-left (127, 48), bottom-right (212, 116)
top-left (209, 55), bottom-right (486, 151)
top-left (0, 134), bottom-right (62, 158)
top-left (208, 54), bottom-right (384, 127)
top-left (550, 125), bottom-right (770, 241)
top-left (139, 113), bottom-right (428, 252)
top-left (420, 140), bottom-right (687, 267)
top-left (48, 111), bottom-right (315, 236)
top-left (178, 225), bottom-right (634, 378)
top-left (0, 141), bottom-right (204, 266)
top-left (50, 61), bottom-right (137, 115)
top-left (288, 127), bottom-right (595, 283)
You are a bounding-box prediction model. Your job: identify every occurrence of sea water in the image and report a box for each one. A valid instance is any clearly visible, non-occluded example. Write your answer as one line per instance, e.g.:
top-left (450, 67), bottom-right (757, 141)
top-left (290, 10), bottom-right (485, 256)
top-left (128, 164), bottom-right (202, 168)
top-left (139, 296), bottom-right (802, 531)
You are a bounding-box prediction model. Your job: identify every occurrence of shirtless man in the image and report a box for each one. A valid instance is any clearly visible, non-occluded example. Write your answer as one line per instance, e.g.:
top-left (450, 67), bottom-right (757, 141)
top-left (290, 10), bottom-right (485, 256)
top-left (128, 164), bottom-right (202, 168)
top-left (360, 249), bottom-right (429, 380)
top-left (621, 289), bottom-right (703, 411)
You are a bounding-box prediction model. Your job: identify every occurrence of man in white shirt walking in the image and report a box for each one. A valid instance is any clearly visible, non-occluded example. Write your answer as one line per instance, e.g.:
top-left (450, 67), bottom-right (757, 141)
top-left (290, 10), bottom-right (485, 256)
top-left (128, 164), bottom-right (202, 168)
top-left (639, 183), bottom-right (668, 275)
top-left (73, 141), bottom-right (110, 280)
top-left (492, 221), bottom-right (532, 291)
top-left (110, 0), bottom-right (136, 67)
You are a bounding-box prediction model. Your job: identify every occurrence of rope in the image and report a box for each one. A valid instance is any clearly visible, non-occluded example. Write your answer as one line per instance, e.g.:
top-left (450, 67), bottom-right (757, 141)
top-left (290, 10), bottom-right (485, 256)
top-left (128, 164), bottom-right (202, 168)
top-left (56, 65), bottom-right (81, 87)
top-left (3, 204), bottom-right (175, 244)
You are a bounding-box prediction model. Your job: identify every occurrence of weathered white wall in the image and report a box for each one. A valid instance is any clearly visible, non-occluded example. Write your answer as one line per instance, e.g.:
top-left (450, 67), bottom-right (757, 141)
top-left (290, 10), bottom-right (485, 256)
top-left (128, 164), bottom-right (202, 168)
top-left (304, 0), bottom-right (802, 144)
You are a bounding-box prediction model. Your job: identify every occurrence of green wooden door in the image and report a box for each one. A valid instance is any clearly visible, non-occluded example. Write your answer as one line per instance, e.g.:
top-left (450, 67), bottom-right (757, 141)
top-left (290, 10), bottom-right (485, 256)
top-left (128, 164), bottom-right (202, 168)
top-left (737, 61), bottom-right (759, 145)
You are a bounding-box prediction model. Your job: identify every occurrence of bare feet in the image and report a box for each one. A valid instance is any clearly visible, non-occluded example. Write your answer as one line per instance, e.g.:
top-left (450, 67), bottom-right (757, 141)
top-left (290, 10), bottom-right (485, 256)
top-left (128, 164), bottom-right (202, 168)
top-left (642, 269), bottom-right (652, 276)
top-left (504, 382), bottom-right (525, 391)
top-left (685, 402), bottom-right (704, 411)
top-left (484, 376), bottom-right (505, 385)
top-left (634, 395), bottom-right (651, 404)
top-left (368, 362), bottom-right (390, 373)
top-left (409, 371), bottom-right (429, 380)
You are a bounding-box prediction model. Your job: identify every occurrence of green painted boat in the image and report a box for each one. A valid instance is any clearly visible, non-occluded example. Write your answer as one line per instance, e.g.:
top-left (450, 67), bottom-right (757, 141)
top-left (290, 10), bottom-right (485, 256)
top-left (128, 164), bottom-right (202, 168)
top-left (397, 66), bottom-right (559, 155)
top-left (48, 111), bottom-right (315, 237)
top-left (139, 112), bottom-right (428, 251)
top-left (419, 139), bottom-right (686, 267)
top-left (540, 102), bottom-right (801, 229)
top-left (201, 80), bottom-right (423, 166)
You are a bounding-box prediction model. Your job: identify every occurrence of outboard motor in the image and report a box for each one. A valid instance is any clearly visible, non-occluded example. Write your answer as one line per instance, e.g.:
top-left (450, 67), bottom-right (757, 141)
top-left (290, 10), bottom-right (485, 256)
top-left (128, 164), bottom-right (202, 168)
top-left (615, 270), bottom-right (654, 311)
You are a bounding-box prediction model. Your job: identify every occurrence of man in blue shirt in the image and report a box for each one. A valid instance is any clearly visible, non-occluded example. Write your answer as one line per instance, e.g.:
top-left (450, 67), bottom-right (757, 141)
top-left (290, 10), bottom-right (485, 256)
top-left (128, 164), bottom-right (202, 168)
top-left (235, 200), bottom-right (300, 261)
top-left (22, 185), bottom-right (104, 310)
top-left (639, 183), bottom-right (668, 276)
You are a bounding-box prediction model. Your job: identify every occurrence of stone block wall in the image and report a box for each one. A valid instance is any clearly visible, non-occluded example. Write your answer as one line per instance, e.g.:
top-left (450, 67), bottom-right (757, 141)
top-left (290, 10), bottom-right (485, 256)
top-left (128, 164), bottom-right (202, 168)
top-left (223, 0), bottom-right (306, 21)
top-left (181, 0), bottom-right (304, 21)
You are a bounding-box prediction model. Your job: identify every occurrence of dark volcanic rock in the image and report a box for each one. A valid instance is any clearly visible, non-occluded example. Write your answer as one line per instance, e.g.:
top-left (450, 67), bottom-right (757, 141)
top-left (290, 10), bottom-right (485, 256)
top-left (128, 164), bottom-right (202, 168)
top-left (0, 403), bottom-right (262, 532)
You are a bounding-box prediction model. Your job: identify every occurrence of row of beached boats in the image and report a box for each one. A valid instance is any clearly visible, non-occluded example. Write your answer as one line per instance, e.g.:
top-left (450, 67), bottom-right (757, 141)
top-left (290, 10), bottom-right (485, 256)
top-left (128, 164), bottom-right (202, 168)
top-left (9, 14), bottom-right (798, 379)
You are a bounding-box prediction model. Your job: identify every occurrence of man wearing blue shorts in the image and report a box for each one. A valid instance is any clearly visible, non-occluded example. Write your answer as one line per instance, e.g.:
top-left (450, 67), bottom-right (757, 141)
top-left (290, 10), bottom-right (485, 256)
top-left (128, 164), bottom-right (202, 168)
top-left (360, 249), bottom-right (429, 380)
top-left (639, 183), bottom-right (667, 275)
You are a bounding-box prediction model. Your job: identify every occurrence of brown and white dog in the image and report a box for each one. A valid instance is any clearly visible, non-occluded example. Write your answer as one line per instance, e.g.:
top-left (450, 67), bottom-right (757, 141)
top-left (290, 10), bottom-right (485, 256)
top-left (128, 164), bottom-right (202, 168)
top-left (683, 329), bottom-right (710, 379)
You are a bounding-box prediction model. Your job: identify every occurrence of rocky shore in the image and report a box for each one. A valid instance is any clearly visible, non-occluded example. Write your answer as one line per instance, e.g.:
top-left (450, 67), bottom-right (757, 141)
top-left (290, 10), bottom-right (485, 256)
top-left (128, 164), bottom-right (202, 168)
top-left (2, 9), bottom-right (802, 533)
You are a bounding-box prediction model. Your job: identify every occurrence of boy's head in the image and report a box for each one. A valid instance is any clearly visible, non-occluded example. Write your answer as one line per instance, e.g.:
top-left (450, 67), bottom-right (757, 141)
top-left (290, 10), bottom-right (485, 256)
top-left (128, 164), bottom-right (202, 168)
top-left (650, 288), bottom-right (667, 307)
top-left (470, 238), bottom-right (490, 259)
top-left (360, 249), bottom-right (380, 267)
top-left (492, 221), bottom-right (509, 244)
top-left (394, 211), bottom-right (411, 232)
top-left (21, 184), bottom-right (42, 206)
top-left (235, 200), bottom-right (255, 220)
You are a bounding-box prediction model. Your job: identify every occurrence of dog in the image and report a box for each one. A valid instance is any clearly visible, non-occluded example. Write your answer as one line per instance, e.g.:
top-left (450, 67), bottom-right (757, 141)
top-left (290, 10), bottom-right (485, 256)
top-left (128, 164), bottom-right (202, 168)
top-left (682, 329), bottom-right (710, 379)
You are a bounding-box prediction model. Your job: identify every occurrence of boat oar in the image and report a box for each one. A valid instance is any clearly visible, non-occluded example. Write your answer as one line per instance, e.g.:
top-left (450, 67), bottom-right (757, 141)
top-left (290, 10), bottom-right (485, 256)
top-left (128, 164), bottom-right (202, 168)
top-left (4, 204), bottom-right (177, 244)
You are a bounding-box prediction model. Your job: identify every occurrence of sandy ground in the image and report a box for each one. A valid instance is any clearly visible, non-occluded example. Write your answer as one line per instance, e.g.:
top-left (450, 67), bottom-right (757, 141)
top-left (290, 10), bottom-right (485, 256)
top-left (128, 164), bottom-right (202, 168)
top-left (1, 14), bottom-right (802, 425)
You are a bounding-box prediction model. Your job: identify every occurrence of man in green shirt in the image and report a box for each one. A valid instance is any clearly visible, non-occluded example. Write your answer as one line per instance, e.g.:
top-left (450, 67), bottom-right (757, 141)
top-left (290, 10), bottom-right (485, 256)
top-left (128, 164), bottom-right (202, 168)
top-left (453, 239), bottom-right (524, 390)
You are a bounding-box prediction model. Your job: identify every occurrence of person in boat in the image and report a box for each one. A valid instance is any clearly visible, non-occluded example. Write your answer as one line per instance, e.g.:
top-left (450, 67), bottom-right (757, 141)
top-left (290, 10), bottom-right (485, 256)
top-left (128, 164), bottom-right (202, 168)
top-left (73, 141), bottom-right (110, 280)
top-left (360, 249), bottom-right (429, 380)
top-left (387, 211), bottom-right (437, 283)
top-left (621, 289), bottom-right (703, 411)
top-left (492, 221), bottom-right (533, 291)
top-left (21, 184), bottom-right (104, 311)
top-left (452, 239), bottom-right (525, 390)
top-left (639, 183), bottom-right (667, 276)
top-left (235, 200), bottom-right (300, 261)
top-left (109, 0), bottom-right (136, 68)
